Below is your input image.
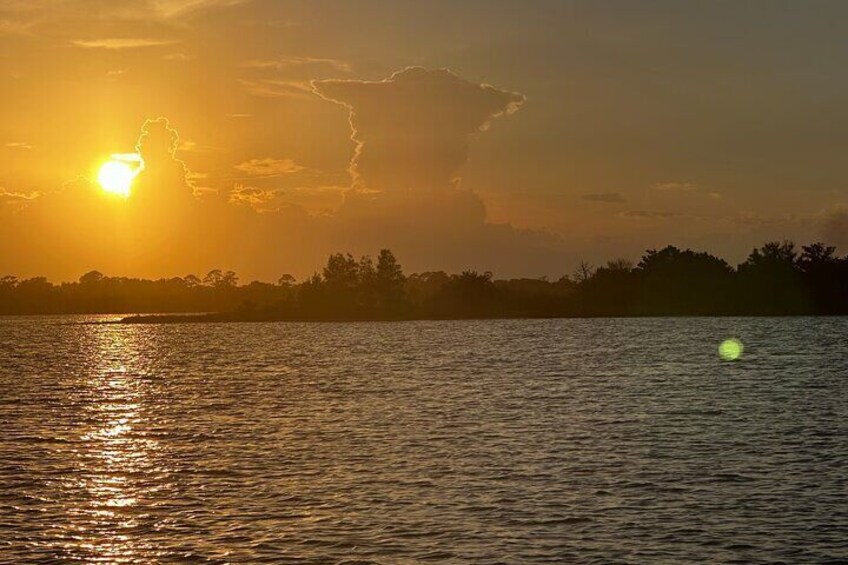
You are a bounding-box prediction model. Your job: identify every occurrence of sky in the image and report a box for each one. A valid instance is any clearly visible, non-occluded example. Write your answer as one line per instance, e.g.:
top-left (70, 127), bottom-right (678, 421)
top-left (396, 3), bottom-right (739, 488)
top-left (2, 0), bottom-right (848, 282)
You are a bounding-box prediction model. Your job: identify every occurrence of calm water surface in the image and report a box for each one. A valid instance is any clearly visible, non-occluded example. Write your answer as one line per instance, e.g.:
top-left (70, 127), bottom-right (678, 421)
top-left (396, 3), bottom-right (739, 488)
top-left (0, 317), bottom-right (846, 563)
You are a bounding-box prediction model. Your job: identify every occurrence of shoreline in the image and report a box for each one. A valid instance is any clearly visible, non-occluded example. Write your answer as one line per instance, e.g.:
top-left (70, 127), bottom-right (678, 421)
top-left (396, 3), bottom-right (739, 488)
top-left (96, 312), bottom-right (848, 324)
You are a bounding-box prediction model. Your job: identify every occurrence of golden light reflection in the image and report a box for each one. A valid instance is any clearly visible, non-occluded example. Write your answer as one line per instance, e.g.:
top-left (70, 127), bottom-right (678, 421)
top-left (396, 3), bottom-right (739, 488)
top-left (65, 324), bottom-right (165, 563)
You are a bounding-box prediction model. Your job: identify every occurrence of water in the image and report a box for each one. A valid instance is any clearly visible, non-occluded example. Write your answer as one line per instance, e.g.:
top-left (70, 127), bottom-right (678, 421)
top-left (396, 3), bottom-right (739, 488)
top-left (0, 317), bottom-right (846, 564)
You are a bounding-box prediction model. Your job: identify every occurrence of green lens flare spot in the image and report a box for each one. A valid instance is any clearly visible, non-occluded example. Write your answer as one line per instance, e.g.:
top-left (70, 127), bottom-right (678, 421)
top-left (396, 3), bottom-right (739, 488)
top-left (719, 338), bottom-right (744, 361)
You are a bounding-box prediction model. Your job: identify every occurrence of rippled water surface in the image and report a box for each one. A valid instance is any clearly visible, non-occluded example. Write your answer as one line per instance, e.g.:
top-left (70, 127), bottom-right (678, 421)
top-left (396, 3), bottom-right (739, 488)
top-left (1, 317), bottom-right (846, 563)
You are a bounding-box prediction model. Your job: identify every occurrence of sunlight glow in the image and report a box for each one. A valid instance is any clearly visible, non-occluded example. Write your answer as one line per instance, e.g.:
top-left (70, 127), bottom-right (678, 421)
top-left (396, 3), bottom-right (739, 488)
top-left (97, 154), bottom-right (143, 197)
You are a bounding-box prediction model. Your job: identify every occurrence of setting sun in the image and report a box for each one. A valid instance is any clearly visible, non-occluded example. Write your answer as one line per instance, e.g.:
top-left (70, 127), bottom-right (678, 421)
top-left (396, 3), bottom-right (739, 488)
top-left (97, 156), bottom-right (142, 197)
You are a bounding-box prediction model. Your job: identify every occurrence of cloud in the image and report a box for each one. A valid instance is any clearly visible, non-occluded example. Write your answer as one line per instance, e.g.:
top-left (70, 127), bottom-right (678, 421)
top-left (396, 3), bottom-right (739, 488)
top-left (243, 56), bottom-right (351, 74)
top-left (822, 205), bottom-right (848, 250)
top-left (164, 52), bottom-right (194, 61)
top-left (1, 0), bottom-right (246, 37)
top-left (234, 158), bottom-right (306, 177)
top-left (136, 117), bottom-right (180, 159)
top-left (229, 184), bottom-right (344, 212)
top-left (4, 142), bottom-right (32, 150)
top-left (0, 188), bottom-right (40, 211)
top-left (229, 184), bottom-right (279, 209)
top-left (733, 211), bottom-right (805, 227)
top-left (177, 139), bottom-right (221, 153)
top-left (0, 8), bottom-right (38, 36)
top-left (72, 38), bottom-right (177, 49)
top-left (620, 210), bottom-right (681, 220)
top-left (582, 192), bottom-right (626, 203)
top-left (313, 67), bottom-right (526, 193)
top-left (652, 181), bottom-right (697, 192)
top-left (151, 0), bottom-right (249, 18)
top-left (133, 117), bottom-right (206, 200)
top-left (240, 79), bottom-right (313, 99)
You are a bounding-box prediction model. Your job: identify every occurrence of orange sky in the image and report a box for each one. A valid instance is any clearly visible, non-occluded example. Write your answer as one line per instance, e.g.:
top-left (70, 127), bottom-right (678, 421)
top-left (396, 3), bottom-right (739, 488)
top-left (2, 1), bottom-right (848, 281)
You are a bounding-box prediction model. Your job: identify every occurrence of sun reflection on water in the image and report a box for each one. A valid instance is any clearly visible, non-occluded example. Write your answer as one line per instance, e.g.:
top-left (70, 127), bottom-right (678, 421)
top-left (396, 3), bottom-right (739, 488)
top-left (63, 324), bottom-right (167, 563)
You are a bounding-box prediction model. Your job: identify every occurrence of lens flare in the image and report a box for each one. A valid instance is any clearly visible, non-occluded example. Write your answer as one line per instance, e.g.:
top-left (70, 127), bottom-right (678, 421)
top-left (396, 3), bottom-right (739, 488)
top-left (718, 338), bottom-right (743, 361)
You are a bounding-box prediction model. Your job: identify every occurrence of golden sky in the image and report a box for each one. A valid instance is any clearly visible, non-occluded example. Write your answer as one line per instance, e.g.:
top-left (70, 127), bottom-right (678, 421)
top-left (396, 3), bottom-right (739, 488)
top-left (2, 0), bottom-right (848, 281)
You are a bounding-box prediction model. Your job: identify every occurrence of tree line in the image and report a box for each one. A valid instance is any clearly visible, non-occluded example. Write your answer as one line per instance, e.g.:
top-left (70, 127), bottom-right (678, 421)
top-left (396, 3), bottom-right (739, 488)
top-left (1, 242), bottom-right (847, 318)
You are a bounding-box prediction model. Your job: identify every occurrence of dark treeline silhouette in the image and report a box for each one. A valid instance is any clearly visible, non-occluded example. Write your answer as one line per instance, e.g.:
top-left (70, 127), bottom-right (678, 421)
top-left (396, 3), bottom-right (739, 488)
top-left (2, 242), bottom-right (848, 320)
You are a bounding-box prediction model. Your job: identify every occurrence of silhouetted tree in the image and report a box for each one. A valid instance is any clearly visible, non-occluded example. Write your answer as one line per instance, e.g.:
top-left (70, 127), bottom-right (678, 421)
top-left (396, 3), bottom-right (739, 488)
top-left (373, 249), bottom-right (406, 316)
top-left (3, 243), bottom-right (848, 319)
top-left (184, 274), bottom-right (202, 288)
top-left (221, 271), bottom-right (238, 287)
top-left (277, 274), bottom-right (296, 287)
top-left (798, 243), bottom-right (847, 314)
top-left (635, 246), bottom-right (733, 315)
top-left (376, 249), bottom-right (404, 286)
top-left (203, 269), bottom-right (223, 287)
top-left (79, 270), bottom-right (105, 285)
top-left (406, 271), bottom-right (450, 311)
top-left (573, 261), bottom-right (594, 284)
top-left (14, 277), bottom-right (54, 314)
top-left (575, 259), bottom-right (635, 316)
top-left (607, 259), bottom-right (634, 272)
top-left (323, 254), bottom-right (359, 289)
top-left (435, 271), bottom-right (500, 318)
top-left (737, 241), bottom-right (807, 314)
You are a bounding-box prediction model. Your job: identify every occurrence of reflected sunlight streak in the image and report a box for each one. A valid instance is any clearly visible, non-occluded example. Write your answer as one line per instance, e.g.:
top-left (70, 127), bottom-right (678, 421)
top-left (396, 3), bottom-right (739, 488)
top-left (65, 325), bottom-right (166, 563)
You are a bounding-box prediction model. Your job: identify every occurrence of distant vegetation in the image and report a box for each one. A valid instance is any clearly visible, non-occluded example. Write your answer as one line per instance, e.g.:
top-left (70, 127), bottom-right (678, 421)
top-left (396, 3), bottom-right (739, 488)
top-left (2, 242), bottom-right (847, 319)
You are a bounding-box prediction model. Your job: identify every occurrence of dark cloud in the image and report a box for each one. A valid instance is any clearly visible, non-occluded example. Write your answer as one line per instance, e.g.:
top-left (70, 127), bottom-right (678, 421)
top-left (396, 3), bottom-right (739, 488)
top-left (582, 192), bottom-right (626, 203)
top-left (308, 68), bottom-right (576, 275)
top-left (133, 117), bottom-right (202, 202)
top-left (306, 67), bottom-right (584, 273)
top-left (313, 67), bottom-right (525, 193)
top-left (136, 116), bottom-right (180, 161)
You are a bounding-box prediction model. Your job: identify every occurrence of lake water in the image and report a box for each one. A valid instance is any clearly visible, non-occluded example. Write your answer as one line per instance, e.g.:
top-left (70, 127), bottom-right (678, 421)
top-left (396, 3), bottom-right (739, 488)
top-left (0, 316), bottom-right (846, 563)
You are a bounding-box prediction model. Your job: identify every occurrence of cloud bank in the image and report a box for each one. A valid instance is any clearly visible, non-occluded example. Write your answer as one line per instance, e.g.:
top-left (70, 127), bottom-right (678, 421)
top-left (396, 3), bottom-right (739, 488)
top-left (1, 68), bottom-right (577, 280)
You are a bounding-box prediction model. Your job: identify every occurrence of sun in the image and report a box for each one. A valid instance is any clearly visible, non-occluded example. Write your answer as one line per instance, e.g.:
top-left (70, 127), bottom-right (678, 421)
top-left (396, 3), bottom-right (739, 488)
top-left (97, 155), bottom-right (142, 197)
